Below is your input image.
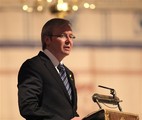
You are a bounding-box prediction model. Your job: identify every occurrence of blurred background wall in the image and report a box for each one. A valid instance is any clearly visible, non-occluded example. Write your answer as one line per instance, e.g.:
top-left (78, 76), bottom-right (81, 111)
top-left (0, 0), bottom-right (142, 120)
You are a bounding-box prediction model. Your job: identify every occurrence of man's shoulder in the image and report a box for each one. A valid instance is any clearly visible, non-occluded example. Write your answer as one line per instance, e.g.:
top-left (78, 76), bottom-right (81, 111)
top-left (25, 51), bottom-right (48, 62)
top-left (20, 51), bottom-right (42, 66)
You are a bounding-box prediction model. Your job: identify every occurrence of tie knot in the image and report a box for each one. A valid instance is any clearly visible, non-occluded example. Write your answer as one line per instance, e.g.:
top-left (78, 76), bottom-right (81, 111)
top-left (57, 64), bottom-right (65, 72)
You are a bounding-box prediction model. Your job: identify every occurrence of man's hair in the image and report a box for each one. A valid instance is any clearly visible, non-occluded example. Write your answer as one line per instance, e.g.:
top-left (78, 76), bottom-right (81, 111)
top-left (41, 18), bottom-right (72, 50)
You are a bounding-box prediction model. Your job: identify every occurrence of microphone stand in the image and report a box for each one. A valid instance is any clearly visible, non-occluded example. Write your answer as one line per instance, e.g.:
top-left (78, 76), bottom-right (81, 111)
top-left (95, 85), bottom-right (122, 111)
top-left (95, 99), bottom-right (102, 109)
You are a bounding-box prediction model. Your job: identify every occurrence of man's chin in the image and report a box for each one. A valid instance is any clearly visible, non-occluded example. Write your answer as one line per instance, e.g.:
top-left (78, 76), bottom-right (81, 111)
top-left (63, 51), bottom-right (70, 56)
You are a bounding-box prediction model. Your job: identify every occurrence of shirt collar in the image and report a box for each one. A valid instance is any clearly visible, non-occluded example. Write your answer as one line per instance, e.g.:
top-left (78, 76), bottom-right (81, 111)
top-left (43, 49), bottom-right (63, 67)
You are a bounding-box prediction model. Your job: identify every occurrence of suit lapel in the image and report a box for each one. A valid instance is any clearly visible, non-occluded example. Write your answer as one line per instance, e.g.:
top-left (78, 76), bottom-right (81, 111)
top-left (38, 51), bottom-right (73, 103)
top-left (65, 67), bottom-right (77, 104)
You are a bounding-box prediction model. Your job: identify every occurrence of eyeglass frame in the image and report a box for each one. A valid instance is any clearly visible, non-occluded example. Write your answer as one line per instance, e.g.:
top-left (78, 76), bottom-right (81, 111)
top-left (47, 33), bottom-right (76, 40)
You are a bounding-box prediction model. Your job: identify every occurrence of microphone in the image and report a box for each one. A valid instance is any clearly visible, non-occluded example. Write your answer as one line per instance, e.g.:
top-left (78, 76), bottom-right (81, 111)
top-left (92, 93), bottom-right (121, 105)
top-left (98, 85), bottom-right (114, 91)
top-left (98, 85), bottom-right (116, 97)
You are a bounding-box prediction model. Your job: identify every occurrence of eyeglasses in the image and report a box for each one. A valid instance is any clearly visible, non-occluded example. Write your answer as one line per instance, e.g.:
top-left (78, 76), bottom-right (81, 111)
top-left (48, 33), bottom-right (76, 40)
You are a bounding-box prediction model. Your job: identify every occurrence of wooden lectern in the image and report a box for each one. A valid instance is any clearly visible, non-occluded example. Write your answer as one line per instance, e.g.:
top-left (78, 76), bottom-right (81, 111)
top-left (82, 109), bottom-right (139, 120)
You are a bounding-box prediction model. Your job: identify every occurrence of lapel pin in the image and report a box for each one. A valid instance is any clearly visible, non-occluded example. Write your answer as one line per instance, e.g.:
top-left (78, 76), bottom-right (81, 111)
top-left (69, 74), bottom-right (73, 81)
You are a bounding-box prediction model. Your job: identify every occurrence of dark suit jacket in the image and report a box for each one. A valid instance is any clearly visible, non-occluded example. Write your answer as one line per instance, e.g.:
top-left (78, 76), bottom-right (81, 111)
top-left (18, 51), bottom-right (79, 120)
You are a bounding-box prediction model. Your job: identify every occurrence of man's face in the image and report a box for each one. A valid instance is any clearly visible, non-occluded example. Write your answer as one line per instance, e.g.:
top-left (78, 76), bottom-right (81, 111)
top-left (46, 25), bottom-right (74, 61)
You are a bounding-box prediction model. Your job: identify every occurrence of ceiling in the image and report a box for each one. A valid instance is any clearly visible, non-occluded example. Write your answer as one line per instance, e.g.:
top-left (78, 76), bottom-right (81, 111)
top-left (0, 0), bottom-right (142, 13)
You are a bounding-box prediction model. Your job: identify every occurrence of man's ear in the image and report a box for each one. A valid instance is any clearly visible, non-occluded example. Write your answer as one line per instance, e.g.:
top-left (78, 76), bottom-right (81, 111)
top-left (45, 36), bottom-right (51, 46)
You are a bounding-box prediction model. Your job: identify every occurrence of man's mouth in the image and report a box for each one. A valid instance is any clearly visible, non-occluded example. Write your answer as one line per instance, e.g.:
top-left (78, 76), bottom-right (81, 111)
top-left (64, 46), bottom-right (70, 50)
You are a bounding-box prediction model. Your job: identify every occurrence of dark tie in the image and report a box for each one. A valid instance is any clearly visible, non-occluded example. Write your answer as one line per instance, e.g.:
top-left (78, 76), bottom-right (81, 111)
top-left (57, 64), bottom-right (72, 100)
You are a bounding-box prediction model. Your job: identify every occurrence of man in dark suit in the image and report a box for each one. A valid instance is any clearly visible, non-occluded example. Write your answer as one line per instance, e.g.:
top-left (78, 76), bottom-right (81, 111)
top-left (17, 18), bottom-right (82, 120)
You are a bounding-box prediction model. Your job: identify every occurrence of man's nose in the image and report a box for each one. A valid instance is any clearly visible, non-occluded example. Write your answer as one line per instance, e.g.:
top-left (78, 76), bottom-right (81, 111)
top-left (65, 40), bottom-right (70, 45)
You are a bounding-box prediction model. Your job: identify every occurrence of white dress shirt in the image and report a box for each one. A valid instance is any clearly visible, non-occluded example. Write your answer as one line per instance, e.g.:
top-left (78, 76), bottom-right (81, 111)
top-left (43, 49), bottom-right (63, 73)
